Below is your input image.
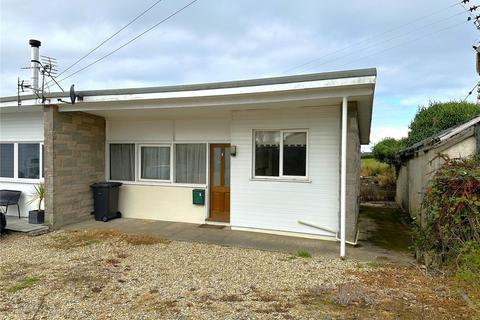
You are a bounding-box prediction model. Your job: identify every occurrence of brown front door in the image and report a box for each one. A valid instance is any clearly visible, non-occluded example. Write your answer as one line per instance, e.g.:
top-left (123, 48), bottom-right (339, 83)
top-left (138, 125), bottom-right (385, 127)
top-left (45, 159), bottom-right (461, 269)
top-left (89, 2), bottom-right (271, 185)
top-left (209, 144), bottom-right (230, 222)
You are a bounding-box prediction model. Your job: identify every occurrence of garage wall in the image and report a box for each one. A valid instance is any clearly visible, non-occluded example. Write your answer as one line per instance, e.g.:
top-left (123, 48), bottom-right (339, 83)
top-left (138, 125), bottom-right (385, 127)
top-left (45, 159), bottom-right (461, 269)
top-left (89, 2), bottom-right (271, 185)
top-left (230, 106), bottom-right (341, 237)
top-left (396, 135), bottom-right (477, 218)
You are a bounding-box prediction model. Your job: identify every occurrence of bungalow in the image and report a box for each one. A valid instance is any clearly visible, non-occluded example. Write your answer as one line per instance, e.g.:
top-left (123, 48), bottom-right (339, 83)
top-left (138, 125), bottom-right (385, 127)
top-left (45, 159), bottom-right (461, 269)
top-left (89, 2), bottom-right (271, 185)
top-left (0, 43), bottom-right (376, 257)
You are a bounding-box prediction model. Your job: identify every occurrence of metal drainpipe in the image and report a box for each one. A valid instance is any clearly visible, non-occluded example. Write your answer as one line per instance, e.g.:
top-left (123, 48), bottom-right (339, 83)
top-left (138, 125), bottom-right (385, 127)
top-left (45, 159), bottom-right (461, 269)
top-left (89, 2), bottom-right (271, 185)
top-left (340, 96), bottom-right (348, 258)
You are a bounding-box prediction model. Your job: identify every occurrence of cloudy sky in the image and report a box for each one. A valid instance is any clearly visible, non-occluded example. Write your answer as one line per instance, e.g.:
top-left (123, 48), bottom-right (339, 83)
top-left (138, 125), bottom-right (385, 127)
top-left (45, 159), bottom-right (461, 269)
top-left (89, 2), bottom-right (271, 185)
top-left (0, 0), bottom-right (478, 149)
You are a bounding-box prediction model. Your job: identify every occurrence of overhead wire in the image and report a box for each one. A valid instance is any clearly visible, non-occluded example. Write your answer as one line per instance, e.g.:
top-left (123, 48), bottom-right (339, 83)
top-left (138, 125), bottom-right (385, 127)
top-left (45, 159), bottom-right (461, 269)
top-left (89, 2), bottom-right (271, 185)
top-left (52, 0), bottom-right (166, 83)
top-left (333, 20), bottom-right (468, 70)
top-left (55, 0), bottom-right (199, 84)
top-left (290, 9), bottom-right (469, 75)
top-left (282, 1), bottom-right (466, 75)
top-left (463, 83), bottom-right (479, 101)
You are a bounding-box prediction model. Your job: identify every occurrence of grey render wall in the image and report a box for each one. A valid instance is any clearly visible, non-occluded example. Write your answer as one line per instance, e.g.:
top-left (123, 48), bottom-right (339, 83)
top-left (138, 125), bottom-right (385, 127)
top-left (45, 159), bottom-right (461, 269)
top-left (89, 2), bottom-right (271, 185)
top-left (396, 135), bottom-right (477, 218)
top-left (44, 105), bottom-right (105, 228)
top-left (346, 104), bottom-right (360, 242)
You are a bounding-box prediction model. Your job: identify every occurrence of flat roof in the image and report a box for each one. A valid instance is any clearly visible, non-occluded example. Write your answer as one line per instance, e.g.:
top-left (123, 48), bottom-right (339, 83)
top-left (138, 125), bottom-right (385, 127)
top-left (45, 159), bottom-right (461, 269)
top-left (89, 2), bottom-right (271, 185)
top-left (0, 68), bottom-right (376, 102)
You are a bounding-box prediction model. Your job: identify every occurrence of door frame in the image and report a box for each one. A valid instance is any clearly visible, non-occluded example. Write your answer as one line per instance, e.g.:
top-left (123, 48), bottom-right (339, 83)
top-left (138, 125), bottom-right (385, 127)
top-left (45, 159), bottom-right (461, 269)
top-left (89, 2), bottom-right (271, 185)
top-left (208, 143), bottom-right (231, 222)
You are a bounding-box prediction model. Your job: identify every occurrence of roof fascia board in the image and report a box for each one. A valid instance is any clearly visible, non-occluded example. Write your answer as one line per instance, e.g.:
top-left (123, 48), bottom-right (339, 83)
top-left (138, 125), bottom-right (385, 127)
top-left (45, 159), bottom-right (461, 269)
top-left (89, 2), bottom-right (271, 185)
top-left (58, 86), bottom-right (374, 113)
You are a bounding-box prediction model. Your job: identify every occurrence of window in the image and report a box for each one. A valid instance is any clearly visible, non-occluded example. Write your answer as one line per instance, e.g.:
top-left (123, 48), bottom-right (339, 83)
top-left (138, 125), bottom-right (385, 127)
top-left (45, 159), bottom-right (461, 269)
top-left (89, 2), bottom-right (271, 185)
top-left (110, 144), bottom-right (135, 181)
top-left (0, 143), bottom-right (14, 178)
top-left (254, 130), bottom-right (307, 179)
top-left (140, 146), bottom-right (171, 181)
top-left (175, 144), bottom-right (206, 184)
top-left (283, 132), bottom-right (307, 176)
top-left (255, 131), bottom-right (280, 177)
top-left (18, 143), bottom-right (40, 179)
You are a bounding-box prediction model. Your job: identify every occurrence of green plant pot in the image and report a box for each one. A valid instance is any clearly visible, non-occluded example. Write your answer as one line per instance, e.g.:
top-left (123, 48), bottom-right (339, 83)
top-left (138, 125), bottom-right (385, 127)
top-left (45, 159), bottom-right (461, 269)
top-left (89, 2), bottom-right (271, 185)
top-left (28, 210), bottom-right (45, 224)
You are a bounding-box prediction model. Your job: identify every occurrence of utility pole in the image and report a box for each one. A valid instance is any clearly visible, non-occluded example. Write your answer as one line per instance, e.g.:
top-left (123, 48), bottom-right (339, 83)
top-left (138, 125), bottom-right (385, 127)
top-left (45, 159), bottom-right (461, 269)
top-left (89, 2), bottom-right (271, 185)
top-left (477, 46), bottom-right (480, 104)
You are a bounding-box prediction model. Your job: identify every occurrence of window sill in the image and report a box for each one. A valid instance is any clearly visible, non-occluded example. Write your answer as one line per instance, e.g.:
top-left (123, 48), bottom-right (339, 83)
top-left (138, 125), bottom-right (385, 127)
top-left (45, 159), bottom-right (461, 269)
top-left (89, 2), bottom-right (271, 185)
top-left (250, 177), bottom-right (311, 183)
top-left (108, 180), bottom-right (207, 189)
top-left (0, 178), bottom-right (44, 184)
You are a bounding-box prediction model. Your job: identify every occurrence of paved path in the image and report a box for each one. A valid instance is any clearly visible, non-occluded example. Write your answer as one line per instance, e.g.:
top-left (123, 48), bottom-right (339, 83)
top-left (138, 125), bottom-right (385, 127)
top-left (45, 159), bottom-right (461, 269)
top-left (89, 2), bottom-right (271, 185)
top-left (64, 218), bottom-right (413, 265)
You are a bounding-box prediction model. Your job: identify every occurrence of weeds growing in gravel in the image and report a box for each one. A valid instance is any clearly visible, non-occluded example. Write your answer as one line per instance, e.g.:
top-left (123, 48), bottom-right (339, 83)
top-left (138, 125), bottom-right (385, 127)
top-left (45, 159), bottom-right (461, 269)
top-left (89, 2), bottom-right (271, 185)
top-left (7, 276), bottom-right (40, 293)
top-left (49, 229), bottom-right (170, 249)
top-left (294, 250), bottom-right (312, 258)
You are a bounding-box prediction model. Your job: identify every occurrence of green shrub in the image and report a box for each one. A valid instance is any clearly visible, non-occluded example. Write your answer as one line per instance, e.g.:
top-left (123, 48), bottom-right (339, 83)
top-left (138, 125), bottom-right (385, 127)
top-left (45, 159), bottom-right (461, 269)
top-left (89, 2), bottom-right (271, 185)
top-left (414, 155), bottom-right (480, 284)
top-left (407, 101), bottom-right (480, 146)
top-left (372, 137), bottom-right (407, 166)
top-left (456, 241), bottom-right (480, 285)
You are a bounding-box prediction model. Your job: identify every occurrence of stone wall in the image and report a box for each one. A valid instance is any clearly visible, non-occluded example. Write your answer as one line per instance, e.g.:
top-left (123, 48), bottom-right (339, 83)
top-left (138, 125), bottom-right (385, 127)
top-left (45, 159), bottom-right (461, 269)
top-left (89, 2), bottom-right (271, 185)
top-left (44, 105), bottom-right (105, 228)
top-left (346, 104), bottom-right (360, 242)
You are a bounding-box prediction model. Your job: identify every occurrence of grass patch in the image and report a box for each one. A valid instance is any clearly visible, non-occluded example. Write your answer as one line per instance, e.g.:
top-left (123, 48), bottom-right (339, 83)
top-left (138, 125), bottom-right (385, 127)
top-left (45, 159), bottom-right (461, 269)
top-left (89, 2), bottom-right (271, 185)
top-left (49, 229), bottom-right (170, 249)
top-left (7, 276), bottom-right (40, 293)
top-left (295, 250), bottom-right (312, 258)
top-left (360, 205), bottom-right (412, 252)
top-left (360, 158), bottom-right (390, 176)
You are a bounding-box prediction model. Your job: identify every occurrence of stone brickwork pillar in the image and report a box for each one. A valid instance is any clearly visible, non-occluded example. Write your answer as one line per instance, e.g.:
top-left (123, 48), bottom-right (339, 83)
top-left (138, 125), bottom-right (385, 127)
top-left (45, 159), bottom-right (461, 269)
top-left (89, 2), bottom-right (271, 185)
top-left (346, 103), bottom-right (360, 243)
top-left (44, 105), bottom-right (105, 228)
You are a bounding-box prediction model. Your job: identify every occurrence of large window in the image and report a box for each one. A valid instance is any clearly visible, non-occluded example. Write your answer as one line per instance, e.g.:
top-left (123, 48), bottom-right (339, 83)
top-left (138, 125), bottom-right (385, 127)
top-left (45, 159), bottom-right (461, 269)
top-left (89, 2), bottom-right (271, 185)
top-left (175, 144), bottom-right (206, 184)
top-left (0, 142), bottom-right (43, 180)
top-left (0, 143), bottom-right (14, 178)
top-left (110, 144), bottom-right (135, 181)
top-left (254, 130), bottom-right (307, 179)
top-left (140, 146), bottom-right (171, 181)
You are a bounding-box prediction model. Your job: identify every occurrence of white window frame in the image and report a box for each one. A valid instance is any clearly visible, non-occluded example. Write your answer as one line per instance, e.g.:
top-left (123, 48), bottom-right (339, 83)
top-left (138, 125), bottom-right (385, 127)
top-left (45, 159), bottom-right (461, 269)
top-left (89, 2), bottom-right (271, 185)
top-left (252, 129), bottom-right (309, 181)
top-left (0, 141), bottom-right (44, 183)
top-left (106, 141), bottom-right (212, 188)
top-left (138, 144), bottom-right (172, 183)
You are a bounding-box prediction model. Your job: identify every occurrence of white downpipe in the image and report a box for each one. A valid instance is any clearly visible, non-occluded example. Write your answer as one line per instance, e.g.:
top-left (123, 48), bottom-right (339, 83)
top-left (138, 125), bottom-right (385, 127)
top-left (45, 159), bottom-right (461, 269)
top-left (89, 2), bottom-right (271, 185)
top-left (340, 96), bottom-right (348, 258)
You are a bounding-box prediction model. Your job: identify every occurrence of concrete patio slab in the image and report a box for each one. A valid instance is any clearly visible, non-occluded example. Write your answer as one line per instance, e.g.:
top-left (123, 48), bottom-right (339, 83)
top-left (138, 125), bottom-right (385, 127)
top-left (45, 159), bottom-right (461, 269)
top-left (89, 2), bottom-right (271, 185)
top-left (64, 217), bottom-right (413, 265)
top-left (5, 216), bottom-right (49, 235)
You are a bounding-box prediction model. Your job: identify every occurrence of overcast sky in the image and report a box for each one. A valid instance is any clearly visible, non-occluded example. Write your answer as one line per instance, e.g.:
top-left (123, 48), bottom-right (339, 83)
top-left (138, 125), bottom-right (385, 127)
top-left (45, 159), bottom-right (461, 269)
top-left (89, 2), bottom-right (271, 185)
top-left (0, 0), bottom-right (478, 150)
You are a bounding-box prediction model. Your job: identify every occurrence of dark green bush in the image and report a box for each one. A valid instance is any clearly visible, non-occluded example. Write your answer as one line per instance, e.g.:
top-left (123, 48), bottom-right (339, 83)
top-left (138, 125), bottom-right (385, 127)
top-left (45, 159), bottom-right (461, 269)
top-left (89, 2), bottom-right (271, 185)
top-left (407, 101), bottom-right (480, 146)
top-left (372, 137), bottom-right (407, 166)
top-left (414, 155), bottom-right (480, 283)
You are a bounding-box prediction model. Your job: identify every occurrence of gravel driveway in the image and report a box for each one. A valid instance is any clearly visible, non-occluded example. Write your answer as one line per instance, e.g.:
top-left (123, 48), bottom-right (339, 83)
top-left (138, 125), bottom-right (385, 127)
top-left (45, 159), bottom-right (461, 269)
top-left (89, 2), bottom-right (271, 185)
top-left (0, 230), bottom-right (476, 319)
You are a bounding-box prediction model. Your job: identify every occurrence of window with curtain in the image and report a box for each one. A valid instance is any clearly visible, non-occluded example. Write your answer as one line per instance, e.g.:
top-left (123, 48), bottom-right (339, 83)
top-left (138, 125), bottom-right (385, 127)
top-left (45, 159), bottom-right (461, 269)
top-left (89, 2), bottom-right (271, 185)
top-left (141, 146), bottom-right (170, 181)
top-left (175, 144), bottom-right (206, 184)
top-left (0, 143), bottom-right (14, 178)
top-left (18, 143), bottom-right (40, 179)
top-left (110, 144), bottom-right (135, 181)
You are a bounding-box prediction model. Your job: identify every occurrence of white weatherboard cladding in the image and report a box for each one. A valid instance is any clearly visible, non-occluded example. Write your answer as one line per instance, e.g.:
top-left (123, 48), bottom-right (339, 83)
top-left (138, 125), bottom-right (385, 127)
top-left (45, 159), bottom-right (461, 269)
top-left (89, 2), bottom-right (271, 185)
top-left (0, 111), bottom-right (44, 217)
top-left (0, 111), bottom-right (43, 141)
top-left (106, 118), bottom-right (230, 142)
top-left (106, 120), bottom-right (173, 142)
top-left (174, 119), bottom-right (230, 141)
top-left (230, 106), bottom-right (340, 236)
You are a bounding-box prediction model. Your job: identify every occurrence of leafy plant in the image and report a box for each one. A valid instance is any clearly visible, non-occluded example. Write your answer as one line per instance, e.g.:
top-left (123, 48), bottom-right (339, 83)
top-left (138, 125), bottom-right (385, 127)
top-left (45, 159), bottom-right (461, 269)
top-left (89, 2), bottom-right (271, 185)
top-left (28, 183), bottom-right (45, 212)
top-left (406, 101), bottom-right (480, 147)
top-left (372, 137), bottom-right (407, 166)
top-left (414, 155), bottom-right (480, 283)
